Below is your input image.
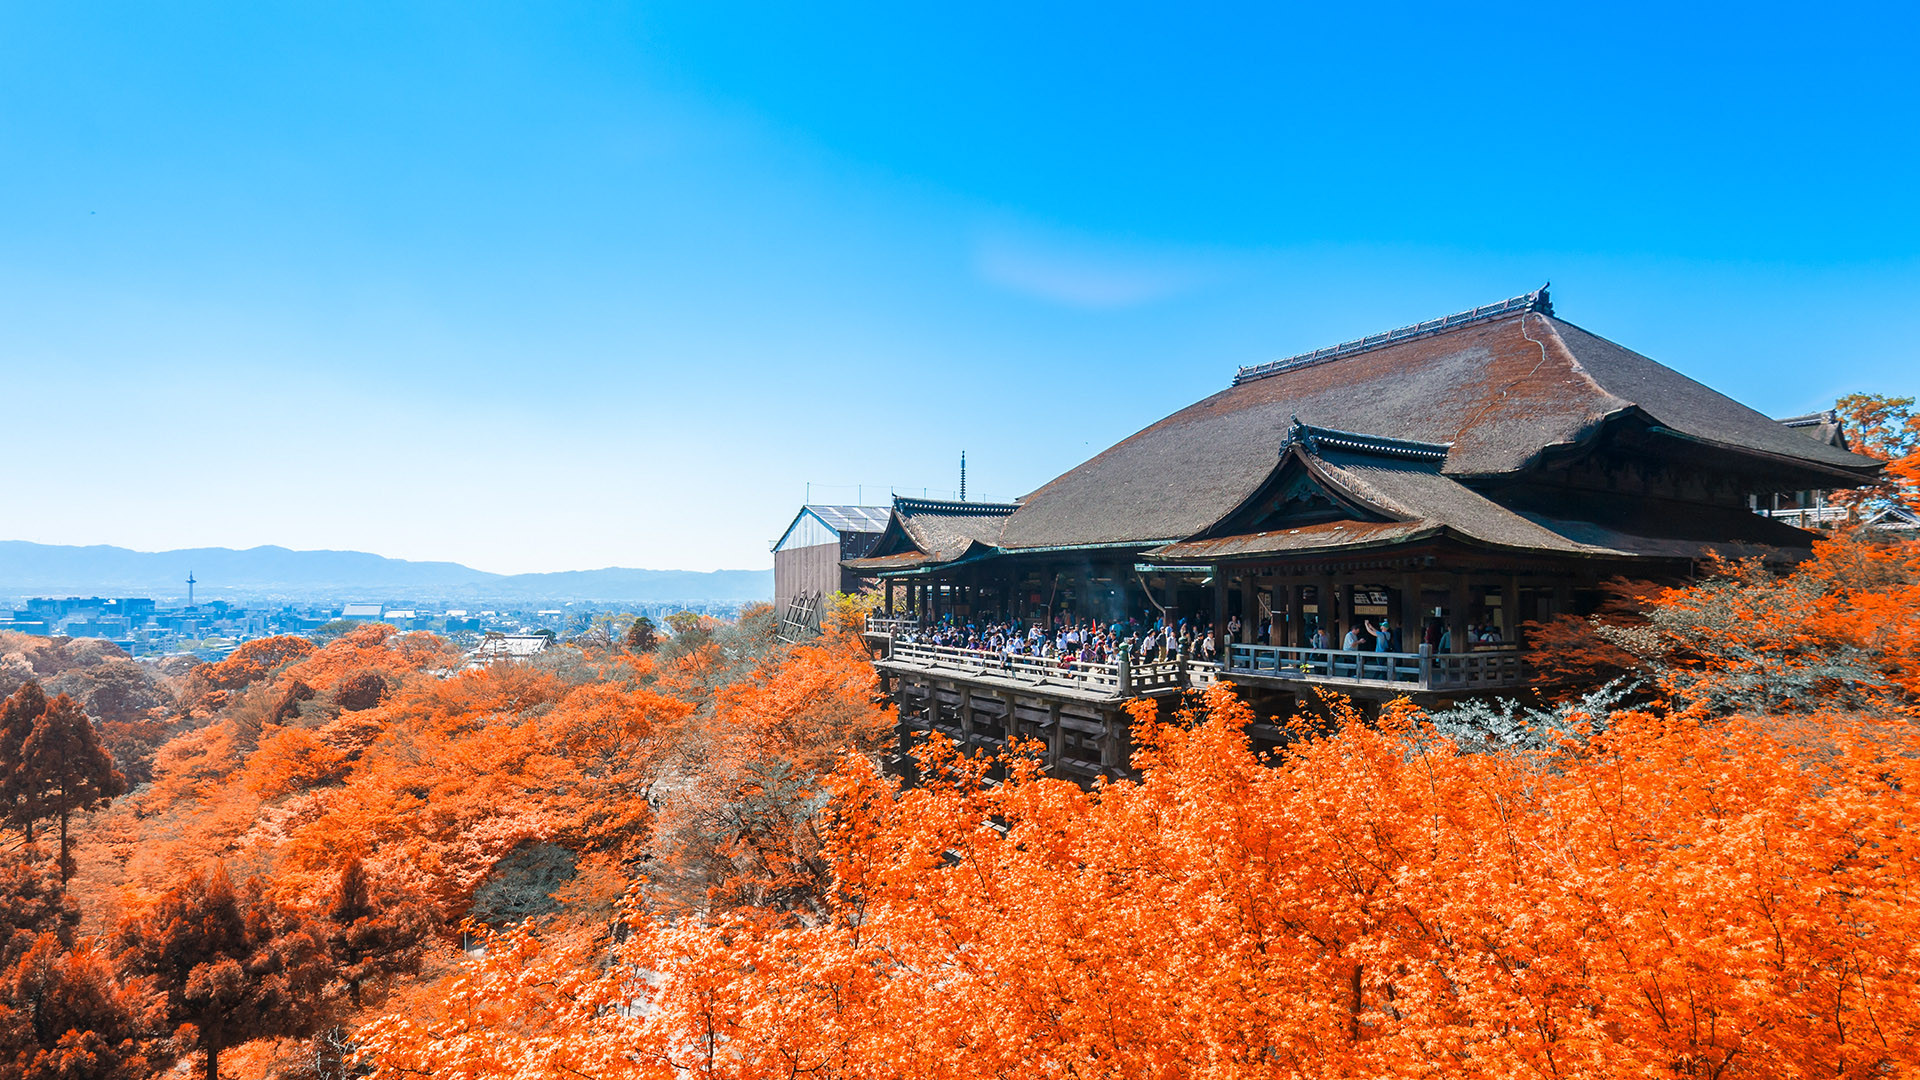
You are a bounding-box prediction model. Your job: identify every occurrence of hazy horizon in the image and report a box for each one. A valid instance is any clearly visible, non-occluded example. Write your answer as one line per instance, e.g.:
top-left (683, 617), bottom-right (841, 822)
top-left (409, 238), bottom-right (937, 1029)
top-left (0, 539), bottom-right (774, 606)
top-left (0, 537), bottom-right (772, 578)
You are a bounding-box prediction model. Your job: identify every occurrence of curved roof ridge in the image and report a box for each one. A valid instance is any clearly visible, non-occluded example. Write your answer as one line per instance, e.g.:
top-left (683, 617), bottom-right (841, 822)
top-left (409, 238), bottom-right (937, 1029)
top-left (1284, 417), bottom-right (1451, 462)
top-left (893, 495), bottom-right (1020, 517)
top-left (1233, 285), bottom-right (1552, 385)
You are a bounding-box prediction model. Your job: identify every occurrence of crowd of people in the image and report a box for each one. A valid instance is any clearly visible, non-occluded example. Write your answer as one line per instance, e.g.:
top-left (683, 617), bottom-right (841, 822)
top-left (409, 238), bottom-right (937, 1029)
top-left (892, 610), bottom-right (1509, 668)
top-left (898, 613), bottom-right (1221, 669)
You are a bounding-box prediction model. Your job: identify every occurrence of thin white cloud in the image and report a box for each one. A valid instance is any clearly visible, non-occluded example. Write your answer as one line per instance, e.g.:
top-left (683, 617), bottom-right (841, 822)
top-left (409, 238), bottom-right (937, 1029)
top-left (971, 227), bottom-right (1219, 308)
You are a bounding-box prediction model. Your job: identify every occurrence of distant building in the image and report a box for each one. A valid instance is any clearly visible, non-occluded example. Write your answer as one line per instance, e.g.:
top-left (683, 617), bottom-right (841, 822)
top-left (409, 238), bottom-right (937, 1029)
top-left (340, 603), bottom-right (382, 620)
top-left (467, 633), bottom-right (551, 666)
top-left (1755, 410), bottom-right (1918, 533)
top-left (772, 505), bottom-right (890, 634)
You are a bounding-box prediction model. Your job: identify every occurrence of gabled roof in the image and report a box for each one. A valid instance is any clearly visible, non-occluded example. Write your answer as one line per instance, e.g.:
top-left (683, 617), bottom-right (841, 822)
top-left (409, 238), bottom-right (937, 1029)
top-left (1148, 432), bottom-right (1813, 565)
top-left (1157, 432), bottom-right (1621, 561)
top-left (842, 496), bottom-right (1020, 574)
top-left (1776, 410), bottom-right (1851, 451)
top-left (772, 504), bottom-right (891, 551)
top-left (806, 505), bottom-right (893, 533)
top-left (993, 290), bottom-right (1881, 552)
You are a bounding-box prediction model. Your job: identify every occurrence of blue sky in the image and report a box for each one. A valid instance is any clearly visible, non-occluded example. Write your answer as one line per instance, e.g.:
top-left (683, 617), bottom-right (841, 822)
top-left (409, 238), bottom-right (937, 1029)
top-left (4, 2), bottom-right (1916, 573)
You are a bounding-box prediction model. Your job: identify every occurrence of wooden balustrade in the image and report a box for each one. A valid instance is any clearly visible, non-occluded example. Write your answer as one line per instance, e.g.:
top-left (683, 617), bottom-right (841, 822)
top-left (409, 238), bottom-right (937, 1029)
top-left (864, 615), bottom-right (923, 637)
top-left (1225, 643), bottom-right (1527, 691)
top-left (884, 639), bottom-right (1127, 694)
top-left (873, 623), bottom-right (1528, 696)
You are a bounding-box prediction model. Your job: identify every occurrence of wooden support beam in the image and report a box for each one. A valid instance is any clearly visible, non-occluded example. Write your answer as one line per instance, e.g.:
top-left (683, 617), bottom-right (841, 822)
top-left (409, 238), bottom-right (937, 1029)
top-left (1448, 574), bottom-right (1470, 654)
top-left (1398, 572), bottom-right (1420, 653)
top-left (1212, 564), bottom-right (1227, 658)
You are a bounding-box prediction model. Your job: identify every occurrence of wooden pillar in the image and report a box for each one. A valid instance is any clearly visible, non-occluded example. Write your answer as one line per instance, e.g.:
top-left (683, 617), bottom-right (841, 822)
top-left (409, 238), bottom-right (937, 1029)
top-left (884, 580), bottom-right (894, 617)
top-left (959, 686), bottom-right (974, 743)
top-left (1398, 572), bottom-right (1420, 653)
top-left (1505, 574), bottom-right (1522, 642)
top-left (1448, 575), bottom-right (1470, 654)
top-left (1239, 572), bottom-right (1257, 644)
top-left (1211, 564), bottom-right (1228, 659)
top-left (1047, 701), bottom-right (1063, 766)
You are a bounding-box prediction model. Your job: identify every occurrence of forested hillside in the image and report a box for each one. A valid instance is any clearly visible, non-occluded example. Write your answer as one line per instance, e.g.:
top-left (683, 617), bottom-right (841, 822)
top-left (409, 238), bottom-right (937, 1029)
top-left (1, 532), bottom-right (1918, 1079)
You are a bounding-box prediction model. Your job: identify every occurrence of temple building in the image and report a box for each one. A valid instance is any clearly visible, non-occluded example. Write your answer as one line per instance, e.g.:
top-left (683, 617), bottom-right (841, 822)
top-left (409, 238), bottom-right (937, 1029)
top-left (771, 504), bottom-right (891, 637)
top-left (845, 288), bottom-right (1885, 779)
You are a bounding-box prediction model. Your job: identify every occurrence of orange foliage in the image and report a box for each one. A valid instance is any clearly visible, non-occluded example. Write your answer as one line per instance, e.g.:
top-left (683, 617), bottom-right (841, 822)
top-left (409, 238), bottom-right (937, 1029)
top-left (364, 586), bottom-right (1920, 1079)
top-left (1647, 536), bottom-right (1920, 714)
top-left (66, 560), bottom-right (1920, 1079)
top-left (644, 635), bottom-right (891, 916)
top-left (1834, 392), bottom-right (1920, 513)
top-left (280, 625), bottom-right (454, 695)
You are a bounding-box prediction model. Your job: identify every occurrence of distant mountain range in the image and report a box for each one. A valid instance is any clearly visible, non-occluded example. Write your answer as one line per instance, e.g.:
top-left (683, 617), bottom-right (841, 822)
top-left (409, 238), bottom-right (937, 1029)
top-left (0, 542), bottom-right (772, 603)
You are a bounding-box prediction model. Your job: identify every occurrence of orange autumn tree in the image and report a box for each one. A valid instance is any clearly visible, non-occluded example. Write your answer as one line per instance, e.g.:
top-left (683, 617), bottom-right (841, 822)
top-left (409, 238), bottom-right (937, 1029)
top-left (114, 864), bottom-right (329, 1080)
top-left (1834, 392), bottom-right (1920, 513)
top-left (1642, 535), bottom-right (1920, 714)
top-left (182, 636), bottom-right (317, 716)
top-left (367, 667), bottom-right (1920, 1079)
top-left (642, 632), bottom-right (893, 917)
top-left (15, 692), bottom-right (124, 883)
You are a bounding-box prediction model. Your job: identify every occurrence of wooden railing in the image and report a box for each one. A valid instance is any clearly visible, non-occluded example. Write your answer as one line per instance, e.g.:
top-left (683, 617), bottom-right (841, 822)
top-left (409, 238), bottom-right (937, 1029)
top-left (1761, 505), bottom-right (1848, 528)
top-left (1225, 644), bottom-right (1526, 691)
top-left (871, 622), bottom-right (1528, 696)
top-left (884, 639), bottom-right (1128, 695)
top-left (864, 615), bottom-right (923, 637)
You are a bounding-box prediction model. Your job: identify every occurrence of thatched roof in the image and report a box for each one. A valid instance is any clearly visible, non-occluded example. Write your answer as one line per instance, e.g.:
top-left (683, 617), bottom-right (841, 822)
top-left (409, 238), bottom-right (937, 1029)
top-left (1145, 429), bottom-right (1812, 564)
top-left (994, 292), bottom-right (1879, 551)
top-left (1777, 409), bottom-right (1851, 451)
top-left (843, 497), bottom-right (1018, 573)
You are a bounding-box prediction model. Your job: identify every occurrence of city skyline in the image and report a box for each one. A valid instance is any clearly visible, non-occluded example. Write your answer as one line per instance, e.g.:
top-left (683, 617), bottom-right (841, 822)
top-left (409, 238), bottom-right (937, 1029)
top-left (6, 2), bottom-right (1916, 573)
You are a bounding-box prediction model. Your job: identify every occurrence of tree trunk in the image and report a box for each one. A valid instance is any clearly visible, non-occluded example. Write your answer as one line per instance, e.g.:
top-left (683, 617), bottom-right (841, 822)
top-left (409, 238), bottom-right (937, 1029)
top-left (57, 810), bottom-right (69, 883)
top-left (206, 1038), bottom-right (220, 1080)
top-left (1348, 962), bottom-right (1363, 1042)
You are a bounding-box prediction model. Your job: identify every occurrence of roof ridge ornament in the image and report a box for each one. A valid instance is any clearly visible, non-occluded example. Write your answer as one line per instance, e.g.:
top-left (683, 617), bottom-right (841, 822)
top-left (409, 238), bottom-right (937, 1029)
top-left (892, 495), bottom-right (1021, 517)
top-left (1283, 418), bottom-right (1452, 463)
top-left (1235, 283), bottom-right (1554, 386)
